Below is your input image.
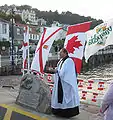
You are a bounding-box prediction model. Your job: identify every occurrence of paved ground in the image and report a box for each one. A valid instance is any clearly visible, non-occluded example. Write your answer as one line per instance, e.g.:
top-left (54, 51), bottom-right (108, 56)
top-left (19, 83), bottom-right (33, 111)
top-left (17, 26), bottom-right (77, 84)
top-left (0, 75), bottom-right (21, 87)
top-left (0, 75), bottom-right (104, 120)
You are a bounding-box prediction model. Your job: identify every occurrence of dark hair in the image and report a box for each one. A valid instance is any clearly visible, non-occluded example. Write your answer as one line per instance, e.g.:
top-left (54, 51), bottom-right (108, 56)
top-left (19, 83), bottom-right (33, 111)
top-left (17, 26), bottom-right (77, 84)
top-left (61, 48), bottom-right (68, 55)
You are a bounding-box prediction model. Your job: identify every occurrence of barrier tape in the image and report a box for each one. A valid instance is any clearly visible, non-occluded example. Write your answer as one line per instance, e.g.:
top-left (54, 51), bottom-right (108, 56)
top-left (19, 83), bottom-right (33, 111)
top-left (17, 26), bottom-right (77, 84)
top-left (47, 74), bottom-right (53, 83)
top-left (87, 80), bottom-right (94, 89)
top-left (78, 80), bottom-right (84, 87)
top-left (81, 91), bottom-right (87, 100)
top-left (92, 93), bottom-right (98, 102)
top-left (98, 82), bottom-right (104, 90)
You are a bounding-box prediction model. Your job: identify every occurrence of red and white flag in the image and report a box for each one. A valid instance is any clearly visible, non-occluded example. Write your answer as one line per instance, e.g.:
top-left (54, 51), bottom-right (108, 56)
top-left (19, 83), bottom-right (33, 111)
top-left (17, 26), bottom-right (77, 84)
top-left (23, 26), bottom-right (29, 69)
top-left (31, 27), bottom-right (63, 73)
top-left (64, 22), bottom-right (91, 74)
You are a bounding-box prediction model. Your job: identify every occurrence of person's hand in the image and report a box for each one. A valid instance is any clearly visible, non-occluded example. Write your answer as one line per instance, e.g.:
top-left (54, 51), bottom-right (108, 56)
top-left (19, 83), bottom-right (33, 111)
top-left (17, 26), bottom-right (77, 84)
top-left (97, 112), bottom-right (104, 117)
top-left (45, 67), bottom-right (57, 74)
top-left (97, 109), bottom-right (104, 117)
top-left (54, 69), bottom-right (58, 73)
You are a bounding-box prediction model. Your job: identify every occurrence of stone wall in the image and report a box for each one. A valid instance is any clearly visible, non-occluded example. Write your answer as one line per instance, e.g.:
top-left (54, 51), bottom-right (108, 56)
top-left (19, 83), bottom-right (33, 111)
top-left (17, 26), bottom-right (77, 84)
top-left (0, 64), bottom-right (22, 76)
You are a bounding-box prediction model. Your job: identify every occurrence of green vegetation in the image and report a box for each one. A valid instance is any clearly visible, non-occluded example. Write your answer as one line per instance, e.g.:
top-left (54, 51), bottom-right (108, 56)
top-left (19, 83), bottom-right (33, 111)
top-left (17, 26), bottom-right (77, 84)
top-left (0, 41), bottom-right (10, 48)
top-left (0, 11), bottom-right (23, 23)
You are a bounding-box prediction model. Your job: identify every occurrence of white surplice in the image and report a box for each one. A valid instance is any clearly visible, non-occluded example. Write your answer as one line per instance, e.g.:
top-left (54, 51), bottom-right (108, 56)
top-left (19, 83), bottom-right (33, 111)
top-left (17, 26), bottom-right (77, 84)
top-left (51, 57), bottom-right (80, 109)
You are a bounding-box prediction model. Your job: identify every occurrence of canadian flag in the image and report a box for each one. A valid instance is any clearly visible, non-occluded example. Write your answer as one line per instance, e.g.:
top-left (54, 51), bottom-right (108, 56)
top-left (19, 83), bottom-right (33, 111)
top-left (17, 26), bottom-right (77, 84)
top-left (31, 27), bottom-right (63, 73)
top-left (92, 93), bottom-right (98, 102)
top-left (98, 82), bottom-right (104, 90)
top-left (47, 74), bottom-right (53, 82)
top-left (23, 26), bottom-right (29, 69)
top-left (64, 22), bottom-right (91, 74)
top-left (78, 79), bottom-right (84, 87)
top-left (87, 80), bottom-right (94, 89)
top-left (81, 91), bottom-right (87, 100)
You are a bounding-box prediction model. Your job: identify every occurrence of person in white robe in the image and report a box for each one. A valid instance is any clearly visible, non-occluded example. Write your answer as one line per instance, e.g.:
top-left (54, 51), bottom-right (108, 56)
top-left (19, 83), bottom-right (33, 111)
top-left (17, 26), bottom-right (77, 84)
top-left (50, 48), bottom-right (80, 118)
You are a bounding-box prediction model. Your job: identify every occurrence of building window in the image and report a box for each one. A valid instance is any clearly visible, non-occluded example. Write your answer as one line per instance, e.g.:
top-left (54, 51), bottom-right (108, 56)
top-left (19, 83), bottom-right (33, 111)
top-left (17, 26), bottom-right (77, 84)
top-left (33, 34), bottom-right (35, 39)
top-left (30, 34), bottom-right (32, 39)
top-left (35, 35), bottom-right (37, 39)
top-left (2, 24), bottom-right (7, 34)
top-left (29, 28), bottom-right (32, 32)
top-left (37, 35), bottom-right (39, 40)
top-left (17, 28), bottom-right (21, 35)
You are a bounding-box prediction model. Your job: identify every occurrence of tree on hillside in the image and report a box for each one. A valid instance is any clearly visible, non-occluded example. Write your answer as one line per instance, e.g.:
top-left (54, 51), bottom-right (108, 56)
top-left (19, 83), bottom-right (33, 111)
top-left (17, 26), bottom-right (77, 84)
top-left (14, 14), bottom-right (22, 23)
top-left (16, 5), bottom-right (32, 10)
top-left (90, 19), bottom-right (103, 29)
top-left (6, 14), bottom-right (12, 21)
top-left (0, 12), bottom-right (8, 20)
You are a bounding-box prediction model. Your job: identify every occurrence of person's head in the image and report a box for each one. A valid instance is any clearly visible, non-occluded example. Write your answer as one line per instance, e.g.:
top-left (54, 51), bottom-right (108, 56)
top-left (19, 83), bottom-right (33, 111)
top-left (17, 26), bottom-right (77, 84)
top-left (59, 48), bottom-right (68, 59)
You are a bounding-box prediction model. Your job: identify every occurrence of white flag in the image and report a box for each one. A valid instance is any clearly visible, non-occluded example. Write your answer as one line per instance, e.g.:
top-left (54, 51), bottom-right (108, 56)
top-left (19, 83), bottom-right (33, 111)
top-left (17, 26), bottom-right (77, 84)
top-left (31, 27), bottom-right (63, 73)
top-left (23, 26), bottom-right (29, 69)
top-left (85, 19), bottom-right (113, 62)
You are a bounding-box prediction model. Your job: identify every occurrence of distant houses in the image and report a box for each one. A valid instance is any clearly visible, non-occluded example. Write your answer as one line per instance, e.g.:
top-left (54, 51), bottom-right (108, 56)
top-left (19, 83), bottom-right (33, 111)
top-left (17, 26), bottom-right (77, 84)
top-left (4, 6), bottom-right (47, 26)
top-left (0, 19), bottom-right (40, 43)
top-left (0, 18), bottom-right (9, 41)
top-left (0, 17), bottom-right (42, 56)
top-left (0, 13), bottom-right (63, 52)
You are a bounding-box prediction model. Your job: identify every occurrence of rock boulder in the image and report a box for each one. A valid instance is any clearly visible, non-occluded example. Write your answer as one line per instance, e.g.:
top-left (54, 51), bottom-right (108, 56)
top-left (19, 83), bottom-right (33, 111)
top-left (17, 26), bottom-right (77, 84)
top-left (16, 74), bottom-right (51, 114)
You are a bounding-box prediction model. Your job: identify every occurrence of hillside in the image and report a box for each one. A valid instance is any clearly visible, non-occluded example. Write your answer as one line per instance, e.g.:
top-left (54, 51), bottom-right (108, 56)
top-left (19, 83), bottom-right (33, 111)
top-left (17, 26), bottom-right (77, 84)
top-left (0, 4), bottom-right (103, 29)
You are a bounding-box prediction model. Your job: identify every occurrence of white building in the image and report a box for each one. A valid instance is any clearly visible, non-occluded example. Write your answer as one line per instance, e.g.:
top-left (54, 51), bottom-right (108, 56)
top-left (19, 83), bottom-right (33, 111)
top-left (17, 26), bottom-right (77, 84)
top-left (6, 7), bottom-right (37, 25)
top-left (0, 18), bottom-right (9, 41)
top-left (16, 9), bottom-right (41, 25)
top-left (52, 21), bottom-right (61, 27)
top-left (14, 9), bottom-right (22, 16)
top-left (37, 18), bottom-right (46, 26)
top-left (5, 6), bottom-right (47, 26)
top-left (21, 10), bottom-right (36, 23)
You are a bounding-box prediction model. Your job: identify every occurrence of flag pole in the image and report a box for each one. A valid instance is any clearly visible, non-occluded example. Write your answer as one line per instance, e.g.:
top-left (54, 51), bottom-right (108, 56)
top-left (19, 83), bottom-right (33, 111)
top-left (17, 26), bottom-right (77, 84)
top-left (22, 46), bottom-right (25, 76)
top-left (22, 58), bottom-right (25, 76)
top-left (27, 27), bottom-right (30, 74)
top-left (22, 25), bottom-right (30, 76)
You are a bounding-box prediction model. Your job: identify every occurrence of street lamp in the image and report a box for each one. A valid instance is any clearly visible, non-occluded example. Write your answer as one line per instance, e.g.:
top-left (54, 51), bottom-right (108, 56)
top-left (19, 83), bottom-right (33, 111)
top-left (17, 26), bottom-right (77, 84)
top-left (10, 8), bottom-right (15, 71)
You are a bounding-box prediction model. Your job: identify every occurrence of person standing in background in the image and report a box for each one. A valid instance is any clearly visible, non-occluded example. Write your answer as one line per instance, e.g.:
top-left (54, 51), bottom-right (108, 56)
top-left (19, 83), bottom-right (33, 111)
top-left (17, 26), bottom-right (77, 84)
top-left (100, 81), bottom-right (113, 120)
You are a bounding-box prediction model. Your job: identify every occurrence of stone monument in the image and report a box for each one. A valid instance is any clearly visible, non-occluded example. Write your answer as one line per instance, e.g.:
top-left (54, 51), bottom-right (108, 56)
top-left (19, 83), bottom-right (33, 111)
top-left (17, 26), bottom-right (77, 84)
top-left (16, 74), bottom-right (51, 114)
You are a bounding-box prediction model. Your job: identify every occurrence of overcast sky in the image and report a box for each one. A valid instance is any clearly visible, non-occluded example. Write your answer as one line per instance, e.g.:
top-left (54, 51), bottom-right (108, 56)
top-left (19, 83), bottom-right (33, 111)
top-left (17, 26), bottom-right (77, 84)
top-left (0, 0), bottom-right (113, 21)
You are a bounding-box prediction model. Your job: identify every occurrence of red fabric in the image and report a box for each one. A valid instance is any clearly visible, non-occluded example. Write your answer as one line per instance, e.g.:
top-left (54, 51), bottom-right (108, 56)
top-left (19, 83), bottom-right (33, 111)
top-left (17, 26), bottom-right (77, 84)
top-left (39, 28), bottom-right (46, 72)
top-left (71, 57), bottom-right (82, 74)
top-left (24, 59), bottom-right (27, 69)
top-left (66, 22), bottom-right (91, 35)
top-left (23, 42), bottom-right (28, 47)
top-left (66, 36), bottom-right (82, 54)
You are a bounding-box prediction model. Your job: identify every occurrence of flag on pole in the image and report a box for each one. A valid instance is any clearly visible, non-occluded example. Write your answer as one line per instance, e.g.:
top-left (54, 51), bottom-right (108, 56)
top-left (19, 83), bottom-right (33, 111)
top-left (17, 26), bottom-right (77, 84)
top-left (84, 19), bottom-right (113, 62)
top-left (64, 22), bottom-right (91, 74)
top-left (23, 26), bottom-right (29, 69)
top-left (31, 27), bottom-right (63, 73)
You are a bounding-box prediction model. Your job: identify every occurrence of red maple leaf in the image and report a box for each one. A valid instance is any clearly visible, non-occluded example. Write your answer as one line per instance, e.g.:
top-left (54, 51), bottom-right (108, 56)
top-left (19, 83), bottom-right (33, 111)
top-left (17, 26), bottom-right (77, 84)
top-left (66, 36), bottom-right (82, 54)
